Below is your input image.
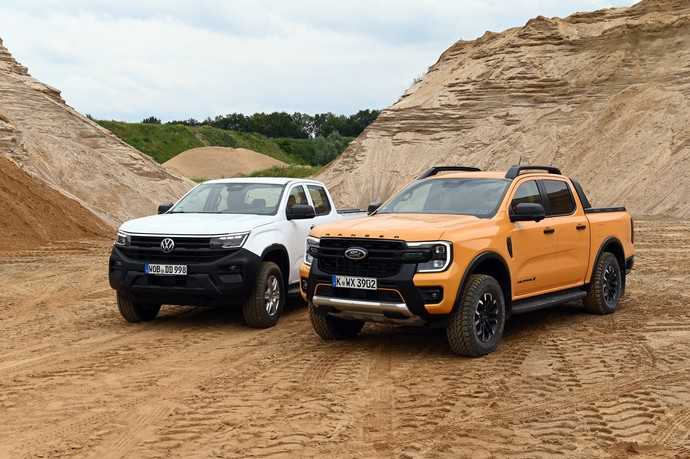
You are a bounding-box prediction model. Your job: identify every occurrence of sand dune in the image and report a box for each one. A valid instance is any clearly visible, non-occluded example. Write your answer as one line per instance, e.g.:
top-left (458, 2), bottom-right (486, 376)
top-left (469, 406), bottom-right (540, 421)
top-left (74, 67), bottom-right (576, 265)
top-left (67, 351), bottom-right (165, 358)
top-left (163, 146), bottom-right (287, 179)
top-left (0, 38), bottom-right (191, 226)
top-left (0, 156), bottom-right (108, 250)
top-left (319, 0), bottom-right (690, 217)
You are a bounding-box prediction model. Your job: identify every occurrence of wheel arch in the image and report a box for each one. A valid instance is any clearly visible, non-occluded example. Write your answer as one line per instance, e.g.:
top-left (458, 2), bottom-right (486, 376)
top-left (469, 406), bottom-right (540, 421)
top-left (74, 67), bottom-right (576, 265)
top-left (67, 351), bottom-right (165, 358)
top-left (261, 244), bottom-right (290, 287)
top-left (590, 236), bottom-right (626, 286)
top-left (455, 251), bottom-right (512, 313)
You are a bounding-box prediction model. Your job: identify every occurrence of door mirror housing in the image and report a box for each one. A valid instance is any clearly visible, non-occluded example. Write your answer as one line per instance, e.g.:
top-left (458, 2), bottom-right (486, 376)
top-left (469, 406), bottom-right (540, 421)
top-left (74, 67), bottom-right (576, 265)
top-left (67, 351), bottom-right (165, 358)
top-left (510, 203), bottom-right (546, 222)
top-left (286, 204), bottom-right (316, 220)
top-left (158, 202), bottom-right (174, 214)
top-left (367, 202), bottom-right (382, 215)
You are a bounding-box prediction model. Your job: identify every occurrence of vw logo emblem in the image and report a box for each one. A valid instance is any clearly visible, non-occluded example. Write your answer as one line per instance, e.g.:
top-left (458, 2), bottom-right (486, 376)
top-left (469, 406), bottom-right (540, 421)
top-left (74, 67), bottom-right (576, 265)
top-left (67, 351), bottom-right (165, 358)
top-left (160, 238), bottom-right (175, 253)
top-left (344, 247), bottom-right (367, 261)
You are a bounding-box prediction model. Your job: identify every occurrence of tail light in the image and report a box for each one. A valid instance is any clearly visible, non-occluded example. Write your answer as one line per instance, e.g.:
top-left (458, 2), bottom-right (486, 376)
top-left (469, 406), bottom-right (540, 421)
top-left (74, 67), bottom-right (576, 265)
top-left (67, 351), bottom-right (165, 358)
top-left (631, 218), bottom-right (635, 244)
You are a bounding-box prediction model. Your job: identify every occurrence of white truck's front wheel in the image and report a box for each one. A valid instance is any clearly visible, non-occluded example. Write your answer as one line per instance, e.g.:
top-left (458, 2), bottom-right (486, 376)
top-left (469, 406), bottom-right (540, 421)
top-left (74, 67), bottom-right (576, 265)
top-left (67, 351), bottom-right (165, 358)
top-left (116, 293), bottom-right (160, 323)
top-left (243, 262), bottom-right (285, 328)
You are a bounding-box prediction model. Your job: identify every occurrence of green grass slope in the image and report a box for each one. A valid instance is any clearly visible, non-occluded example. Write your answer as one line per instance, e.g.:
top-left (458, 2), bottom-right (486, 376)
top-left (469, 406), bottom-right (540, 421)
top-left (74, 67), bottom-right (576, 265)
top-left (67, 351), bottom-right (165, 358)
top-left (97, 121), bottom-right (297, 164)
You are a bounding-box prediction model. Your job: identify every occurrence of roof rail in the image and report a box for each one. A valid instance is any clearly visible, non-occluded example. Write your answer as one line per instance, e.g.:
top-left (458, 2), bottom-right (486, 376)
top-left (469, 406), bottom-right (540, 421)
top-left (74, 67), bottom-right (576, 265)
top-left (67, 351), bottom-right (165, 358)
top-left (418, 166), bottom-right (481, 180)
top-left (505, 165), bottom-right (562, 180)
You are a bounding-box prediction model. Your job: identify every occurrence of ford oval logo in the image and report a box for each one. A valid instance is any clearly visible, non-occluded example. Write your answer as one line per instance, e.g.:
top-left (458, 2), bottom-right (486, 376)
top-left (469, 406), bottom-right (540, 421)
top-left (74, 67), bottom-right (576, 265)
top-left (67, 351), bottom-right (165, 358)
top-left (160, 238), bottom-right (175, 253)
top-left (344, 247), bottom-right (367, 261)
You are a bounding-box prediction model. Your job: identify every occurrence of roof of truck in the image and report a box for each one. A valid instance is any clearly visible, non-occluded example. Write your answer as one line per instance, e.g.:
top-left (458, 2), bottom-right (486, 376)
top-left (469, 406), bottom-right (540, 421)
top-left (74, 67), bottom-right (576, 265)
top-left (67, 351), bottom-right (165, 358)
top-left (426, 171), bottom-right (509, 180)
top-left (424, 171), bottom-right (569, 180)
top-left (203, 177), bottom-right (325, 186)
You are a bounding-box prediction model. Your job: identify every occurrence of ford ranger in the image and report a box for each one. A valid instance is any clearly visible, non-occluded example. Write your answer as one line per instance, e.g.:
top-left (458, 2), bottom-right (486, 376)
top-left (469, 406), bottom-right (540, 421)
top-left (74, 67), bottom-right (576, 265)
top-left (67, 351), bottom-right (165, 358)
top-left (301, 166), bottom-right (635, 356)
top-left (109, 178), bottom-right (363, 328)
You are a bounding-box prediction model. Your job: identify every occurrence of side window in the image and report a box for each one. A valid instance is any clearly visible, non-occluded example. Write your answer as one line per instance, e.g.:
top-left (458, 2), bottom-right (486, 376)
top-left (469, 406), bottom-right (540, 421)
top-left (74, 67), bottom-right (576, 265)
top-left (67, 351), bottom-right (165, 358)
top-left (286, 185), bottom-right (308, 209)
top-left (511, 180), bottom-right (542, 211)
top-left (307, 185), bottom-right (332, 216)
top-left (542, 180), bottom-right (575, 216)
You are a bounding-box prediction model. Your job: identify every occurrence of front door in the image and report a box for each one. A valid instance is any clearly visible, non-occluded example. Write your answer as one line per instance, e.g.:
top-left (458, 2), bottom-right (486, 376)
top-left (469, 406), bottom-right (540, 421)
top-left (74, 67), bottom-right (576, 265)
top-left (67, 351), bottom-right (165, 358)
top-left (284, 184), bottom-right (314, 284)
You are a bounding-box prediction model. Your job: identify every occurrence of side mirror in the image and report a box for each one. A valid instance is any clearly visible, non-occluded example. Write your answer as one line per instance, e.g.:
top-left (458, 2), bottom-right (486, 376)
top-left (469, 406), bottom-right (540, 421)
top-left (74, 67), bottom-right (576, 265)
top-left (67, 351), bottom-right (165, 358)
top-left (367, 202), bottom-right (382, 215)
top-left (510, 203), bottom-right (545, 222)
top-left (286, 204), bottom-right (316, 220)
top-left (158, 202), bottom-right (174, 214)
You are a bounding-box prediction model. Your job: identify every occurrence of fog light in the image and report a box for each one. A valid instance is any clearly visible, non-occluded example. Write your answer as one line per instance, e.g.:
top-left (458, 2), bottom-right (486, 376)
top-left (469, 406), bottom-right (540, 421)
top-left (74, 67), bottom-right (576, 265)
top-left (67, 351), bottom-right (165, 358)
top-left (419, 287), bottom-right (443, 304)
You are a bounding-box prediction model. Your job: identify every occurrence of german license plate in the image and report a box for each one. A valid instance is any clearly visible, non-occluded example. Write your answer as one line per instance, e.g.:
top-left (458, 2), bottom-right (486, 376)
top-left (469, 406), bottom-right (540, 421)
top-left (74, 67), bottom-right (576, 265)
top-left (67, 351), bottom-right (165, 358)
top-left (332, 275), bottom-right (377, 290)
top-left (145, 263), bottom-right (188, 276)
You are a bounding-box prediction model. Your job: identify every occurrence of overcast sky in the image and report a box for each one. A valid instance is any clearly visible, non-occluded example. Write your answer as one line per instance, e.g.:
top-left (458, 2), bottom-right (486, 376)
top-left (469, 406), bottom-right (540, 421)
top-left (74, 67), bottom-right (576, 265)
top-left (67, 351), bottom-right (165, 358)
top-left (0, 0), bottom-right (636, 122)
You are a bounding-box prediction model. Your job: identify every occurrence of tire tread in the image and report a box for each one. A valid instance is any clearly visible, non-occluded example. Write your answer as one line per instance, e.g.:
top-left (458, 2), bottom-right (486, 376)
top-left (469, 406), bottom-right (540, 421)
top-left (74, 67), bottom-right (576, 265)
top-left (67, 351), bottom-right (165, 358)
top-left (116, 293), bottom-right (160, 322)
top-left (242, 262), bottom-right (284, 328)
top-left (309, 302), bottom-right (364, 340)
top-left (446, 274), bottom-right (505, 357)
top-left (584, 252), bottom-right (620, 315)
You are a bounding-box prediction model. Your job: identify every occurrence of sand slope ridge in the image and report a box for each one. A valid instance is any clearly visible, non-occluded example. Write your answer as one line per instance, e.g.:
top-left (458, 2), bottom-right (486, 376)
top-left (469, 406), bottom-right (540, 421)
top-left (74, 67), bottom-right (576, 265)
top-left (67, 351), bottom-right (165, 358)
top-left (0, 156), bottom-right (109, 250)
top-left (163, 146), bottom-right (287, 179)
top-left (0, 38), bottom-right (192, 226)
top-left (318, 0), bottom-right (690, 217)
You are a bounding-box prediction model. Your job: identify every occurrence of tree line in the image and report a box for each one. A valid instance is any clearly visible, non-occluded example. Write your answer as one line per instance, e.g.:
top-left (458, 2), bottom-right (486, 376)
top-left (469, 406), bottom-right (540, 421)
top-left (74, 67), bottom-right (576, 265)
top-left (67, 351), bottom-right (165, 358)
top-left (143, 109), bottom-right (380, 139)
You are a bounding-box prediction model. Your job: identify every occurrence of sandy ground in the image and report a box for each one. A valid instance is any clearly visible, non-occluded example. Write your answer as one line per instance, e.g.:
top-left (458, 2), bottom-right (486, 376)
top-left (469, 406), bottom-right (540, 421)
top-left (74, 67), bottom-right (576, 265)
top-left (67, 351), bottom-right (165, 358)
top-left (0, 219), bottom-right (689, 458)
top-left (164, 147), bottom-right (286, 180)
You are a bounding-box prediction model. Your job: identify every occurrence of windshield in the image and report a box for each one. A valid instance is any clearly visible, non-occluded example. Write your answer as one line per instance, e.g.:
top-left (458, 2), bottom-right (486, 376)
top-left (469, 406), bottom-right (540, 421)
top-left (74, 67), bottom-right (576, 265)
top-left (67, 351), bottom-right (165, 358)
top-left (377, 178), bottom-right (509, 218)
top-left (171, 183), bottom-right (285, 215)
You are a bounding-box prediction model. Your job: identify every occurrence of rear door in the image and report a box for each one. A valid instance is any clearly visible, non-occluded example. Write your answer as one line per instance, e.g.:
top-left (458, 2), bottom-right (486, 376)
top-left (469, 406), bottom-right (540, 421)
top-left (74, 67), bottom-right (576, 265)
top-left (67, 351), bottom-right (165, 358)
top-left (538, 179), bottom-right (590, 288)
top-left (508, 179), bottom-right (560, 297)
top-left (306, 184), bottom-right (335, 227)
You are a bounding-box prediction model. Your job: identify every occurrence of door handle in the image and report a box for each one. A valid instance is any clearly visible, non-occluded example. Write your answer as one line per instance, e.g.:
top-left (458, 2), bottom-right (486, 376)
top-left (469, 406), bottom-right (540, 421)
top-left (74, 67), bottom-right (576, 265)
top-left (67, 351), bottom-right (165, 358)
top-left (576, 224), bottom-right (587, 231)
top-left (543, 227), bottom-right (556, 235)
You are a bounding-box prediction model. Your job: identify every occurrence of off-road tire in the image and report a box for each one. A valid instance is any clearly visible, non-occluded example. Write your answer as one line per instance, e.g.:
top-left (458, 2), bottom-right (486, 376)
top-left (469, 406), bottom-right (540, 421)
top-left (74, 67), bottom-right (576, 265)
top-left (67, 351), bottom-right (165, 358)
top-left (243, 262), bottom-right (285, 328)
top-left (446, 274), bottom-right (506, 357)
top-left (584, 252), bottom-right (623, 315)
top-left (308, 301), bottom-right (364, 340)
top-left (116, 293), bottom-right (160, 323)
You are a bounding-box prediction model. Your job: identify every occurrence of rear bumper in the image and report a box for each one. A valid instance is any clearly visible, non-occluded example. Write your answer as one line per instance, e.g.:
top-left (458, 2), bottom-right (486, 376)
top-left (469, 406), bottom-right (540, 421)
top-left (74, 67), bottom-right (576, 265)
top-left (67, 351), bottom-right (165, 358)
top-left (109, 246), bottom-right (260, 306)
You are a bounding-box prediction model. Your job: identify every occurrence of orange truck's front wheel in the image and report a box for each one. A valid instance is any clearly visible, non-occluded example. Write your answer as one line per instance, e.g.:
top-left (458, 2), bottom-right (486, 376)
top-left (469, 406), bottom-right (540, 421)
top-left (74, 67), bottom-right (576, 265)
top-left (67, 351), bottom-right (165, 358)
top-left (446, 274), bottom-right (506, 357)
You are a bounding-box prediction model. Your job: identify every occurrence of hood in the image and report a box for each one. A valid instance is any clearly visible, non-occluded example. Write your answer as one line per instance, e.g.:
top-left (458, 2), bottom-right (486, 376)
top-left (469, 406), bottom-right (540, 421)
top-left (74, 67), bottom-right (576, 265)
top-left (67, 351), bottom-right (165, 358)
top-left (311, 213), bottom-right (481, 241)
top-left (119, 213), bottom-right (275, 236)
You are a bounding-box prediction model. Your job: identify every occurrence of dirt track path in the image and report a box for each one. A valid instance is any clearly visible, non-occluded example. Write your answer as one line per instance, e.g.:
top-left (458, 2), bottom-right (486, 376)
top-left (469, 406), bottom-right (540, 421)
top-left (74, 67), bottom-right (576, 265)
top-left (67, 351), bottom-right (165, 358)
top-left (1, 219), bottom-right (689, 458)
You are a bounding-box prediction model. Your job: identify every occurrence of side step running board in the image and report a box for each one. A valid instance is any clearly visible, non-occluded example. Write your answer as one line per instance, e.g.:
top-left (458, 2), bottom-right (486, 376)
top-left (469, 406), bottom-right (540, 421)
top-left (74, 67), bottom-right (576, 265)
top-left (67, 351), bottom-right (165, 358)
top-left (511, 289), bottom-right (587, 315)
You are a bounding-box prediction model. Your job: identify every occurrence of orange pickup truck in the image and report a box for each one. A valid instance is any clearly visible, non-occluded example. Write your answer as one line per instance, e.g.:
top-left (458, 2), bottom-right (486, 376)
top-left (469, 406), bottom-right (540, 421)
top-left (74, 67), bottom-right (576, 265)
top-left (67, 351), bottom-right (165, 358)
top-left (300, 165), bottom-right (634, 356)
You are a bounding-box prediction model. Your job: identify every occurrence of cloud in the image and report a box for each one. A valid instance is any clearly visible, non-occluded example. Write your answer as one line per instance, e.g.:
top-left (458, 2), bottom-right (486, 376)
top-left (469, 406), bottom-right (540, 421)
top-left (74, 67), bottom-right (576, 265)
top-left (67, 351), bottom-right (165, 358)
top-left (0, 0), bottom-right (635, 121)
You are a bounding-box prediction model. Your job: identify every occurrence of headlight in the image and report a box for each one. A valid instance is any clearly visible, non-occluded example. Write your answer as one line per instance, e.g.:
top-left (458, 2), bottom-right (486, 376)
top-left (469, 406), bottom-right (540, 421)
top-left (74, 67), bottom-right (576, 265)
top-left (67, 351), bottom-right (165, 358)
top-left (209, 232), bottom-right (249, 249)
top-left (115, 231), bottom-right (130, 247)
top-left (407, 241), bottom-right (452, 273)
top-left (305, 236), bottom-right (320, 266)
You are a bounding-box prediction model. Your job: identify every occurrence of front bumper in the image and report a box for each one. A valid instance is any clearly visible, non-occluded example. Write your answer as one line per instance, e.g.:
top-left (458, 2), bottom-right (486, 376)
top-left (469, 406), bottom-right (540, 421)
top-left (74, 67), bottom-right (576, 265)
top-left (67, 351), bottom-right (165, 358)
top-left (302, 259), bottom-right (462, 324)
top-left (109, 246), bottom-right (260, 306)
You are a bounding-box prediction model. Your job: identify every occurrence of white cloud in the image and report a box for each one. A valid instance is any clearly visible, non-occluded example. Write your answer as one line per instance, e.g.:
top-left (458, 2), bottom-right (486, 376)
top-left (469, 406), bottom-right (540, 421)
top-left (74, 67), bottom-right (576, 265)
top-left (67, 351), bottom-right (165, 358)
top-left (0, 0), bottom-right (635, 121)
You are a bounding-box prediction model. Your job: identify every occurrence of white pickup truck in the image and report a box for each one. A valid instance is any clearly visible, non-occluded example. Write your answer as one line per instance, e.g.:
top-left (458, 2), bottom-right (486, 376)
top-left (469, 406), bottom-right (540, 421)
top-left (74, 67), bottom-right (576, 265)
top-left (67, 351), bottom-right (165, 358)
top-left (109, 177), bottom-right (364, 328)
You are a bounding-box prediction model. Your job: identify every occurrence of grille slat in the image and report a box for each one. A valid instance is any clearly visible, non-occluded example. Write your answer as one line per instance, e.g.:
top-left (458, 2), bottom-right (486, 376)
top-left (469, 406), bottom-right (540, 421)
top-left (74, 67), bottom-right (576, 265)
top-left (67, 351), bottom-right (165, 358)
top-left (316, 238), bottom-right (405, 278)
